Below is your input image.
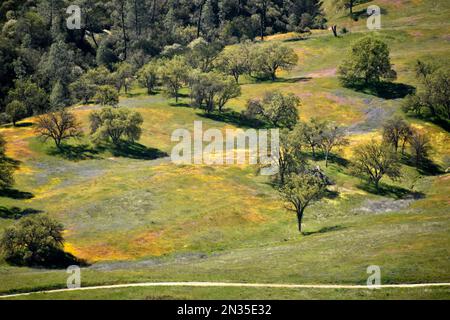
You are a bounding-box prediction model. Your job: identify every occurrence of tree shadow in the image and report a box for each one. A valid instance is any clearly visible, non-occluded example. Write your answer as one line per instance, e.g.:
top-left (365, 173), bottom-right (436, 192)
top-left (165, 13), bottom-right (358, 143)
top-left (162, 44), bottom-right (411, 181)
top-left (283, 36), bottom-right (308, 43)
top-left (309, 153), bottom-right (350, 168)
top-left (198, 110), bottom-right (268, 129)
top-left (357, 183), bottom-right (425, 200)
top-left (48, 144), bottom-right (101, 161)
top-left (324, 189), bottom-right (340, 200)
top-left (351, 6), bottom-right (387, 21)
top-left (43, 251), bottom-right (89, 269)
top-left (169, 102), bottom-right (191, 108)
top-left (349, 82), bottom-right (415, 100)
top-left (251, 76), bottom-right (312, 84)
top-left (302, 225), bottom-right (346, 236)
top-left (6, 250), bottom-right (89, 270)
top-left (0, 206), bottom-right (43, 220)
top-left (2, 122), bottom-right (34, 129)
top-left (400, 154), bottom-right (443, 176)
top-left (275, 76), bottom-right (312, 84)
top-left (0, 188), bottom-right (34, 200)
top-left (112, 142), bottom-right (168, 160)
top-left (405, 114), bottom-right (450, 132)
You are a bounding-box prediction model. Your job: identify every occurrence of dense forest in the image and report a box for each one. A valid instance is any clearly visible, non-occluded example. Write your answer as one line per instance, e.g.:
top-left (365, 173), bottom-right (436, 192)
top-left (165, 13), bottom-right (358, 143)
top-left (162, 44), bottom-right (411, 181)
top-left (0, 0), bottom-right (326, 117)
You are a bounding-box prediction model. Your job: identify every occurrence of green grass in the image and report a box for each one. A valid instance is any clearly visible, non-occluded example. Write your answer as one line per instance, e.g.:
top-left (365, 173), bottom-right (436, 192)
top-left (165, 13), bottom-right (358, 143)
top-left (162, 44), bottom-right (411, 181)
top-left (7, 286), bottom-right (450, 300)
top-left (0, 0), bottom-right (449, 299)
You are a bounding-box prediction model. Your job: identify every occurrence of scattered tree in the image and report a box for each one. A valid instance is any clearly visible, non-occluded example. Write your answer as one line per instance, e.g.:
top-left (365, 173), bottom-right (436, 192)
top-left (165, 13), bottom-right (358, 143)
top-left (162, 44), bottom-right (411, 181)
top-left (352, 141), bottom-right (402, 191)
top-left (36, 110), bottom-right (83, 149)
top-left (7, 79), bottom-right (48, 115)
top-left (245, 91), bottom-right (300, 129)
top-left (69, 77), bottom-right (97, 105)
top-left (276, 128), bottom-right (306, 185)
top-left (0, 215), bottom-right (65, 266)
top-left (94, 85), bottom-right (119, 107)
top-left (216, 43), bottom-right (251, 83)
top-left (294, 119), bottom-right (325, 158)
top-left (279, 170), bottom-right (329, 233)
top-left (137, 60), bottom-right (159, 94)
top-left (402, 61), bottom-right (449, 122)
top-left (160, 56), bottom-right (190, 102)
top-left (89, 107), bottom-right (143, 146)
top-left (186, 38), bottom-right (222, 72)
top-left (189, 72), bottom-right (241, 113)
top-left (409, 130), bottom-right (431, 167)
top-left (0, 133), bottom-right (16, 189)
top-left (382, 116), bottom-right (412, 154)
top-left (251, 43), bottom-right (299, 80)
top-left (318, 123), bottom-right (349, 167)
top-left (5, 100), bottom-right (27, 126)
top-left (338, 36), bottom-right (397, 86)
top-left (113, 62), bottom-right (134, 94)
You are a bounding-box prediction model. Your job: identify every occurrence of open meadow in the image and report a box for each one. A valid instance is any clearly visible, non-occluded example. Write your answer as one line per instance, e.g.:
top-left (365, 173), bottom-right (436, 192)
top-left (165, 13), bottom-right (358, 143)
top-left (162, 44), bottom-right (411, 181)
top-left (0, 0), bottom-right (449, 300)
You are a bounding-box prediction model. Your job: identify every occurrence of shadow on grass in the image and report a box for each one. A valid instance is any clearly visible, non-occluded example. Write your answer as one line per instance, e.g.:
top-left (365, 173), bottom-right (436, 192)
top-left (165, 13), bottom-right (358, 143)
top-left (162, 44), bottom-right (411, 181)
top-left (406, 114), bottom-right (450, 132)
top-left (348, 82), bottom-right (415, 100)
top-left (48, 144), bottom-right (101, 161)
top-left (0, 206), bottom-right (42, 220)
top-left (308, 153), bottom-right (350, 168)
top-left (324, 189), bottom-right (340, 200)
top-left (358, 183), bottom-right (425, 200)
top-left (198, 110), bottom-right (268, 129)
top-left (112, 142), bottom-right (168, 160)
top-left (1, 122), bottom-right (34, 129)
top-left (401, 154), bottom-right (443, 176)
top-left (251, 76), bottom-right (312, 84)
top-left (302, 225), bottom-right (346, 236)
top-left (6, 250), bottom-right (89, 270)
top-left (0, 188), bottom-right (34, 200)
top-left (282, 36), bottom-right (308, 43)
top-left (169, 102), bottom-right (191, 108)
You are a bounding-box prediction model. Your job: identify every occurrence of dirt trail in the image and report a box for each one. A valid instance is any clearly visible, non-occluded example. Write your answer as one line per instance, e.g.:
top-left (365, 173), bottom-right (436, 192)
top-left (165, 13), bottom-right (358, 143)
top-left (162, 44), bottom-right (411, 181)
top-left (1, 282), bottom-right (449, 299)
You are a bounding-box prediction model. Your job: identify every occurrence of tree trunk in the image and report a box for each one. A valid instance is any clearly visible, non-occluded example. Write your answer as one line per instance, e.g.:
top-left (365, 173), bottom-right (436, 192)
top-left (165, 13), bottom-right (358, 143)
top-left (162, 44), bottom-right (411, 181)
top-left (151, 0), bottom-right (157, 23)
top-left (374, 178), bottom-right (380, 191)
top-left (331, 25), bottom-right (338, 37)
top-left (197, 1), bottom-right (205, 38)
top-left (296, 208), bottom-right (304, 233)
top-left (120, 1), bottom-right (128, 60)
top-left (91, 32), bottom-right (98, 48)
top-left (134, 0), bottom-right (139, 36)
top-left (325, 150), bottom-right (329, 167)
top-left (271, 71), bottom-right (276, 81)
top-left (55, 138), bottom-right (62, 150)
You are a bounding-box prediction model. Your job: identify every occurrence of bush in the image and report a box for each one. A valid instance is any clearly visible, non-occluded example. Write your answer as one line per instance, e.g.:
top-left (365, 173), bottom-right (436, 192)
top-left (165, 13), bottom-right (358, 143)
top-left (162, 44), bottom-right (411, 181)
top-left (0, 215), bottom-right (65, 266)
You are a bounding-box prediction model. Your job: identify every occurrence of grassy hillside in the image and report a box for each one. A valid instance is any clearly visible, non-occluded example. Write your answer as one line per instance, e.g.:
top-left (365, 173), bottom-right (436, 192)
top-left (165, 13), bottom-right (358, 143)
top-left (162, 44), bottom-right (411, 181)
top-left (0, 0), bottom-right (449, 299)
